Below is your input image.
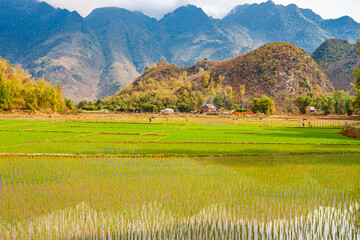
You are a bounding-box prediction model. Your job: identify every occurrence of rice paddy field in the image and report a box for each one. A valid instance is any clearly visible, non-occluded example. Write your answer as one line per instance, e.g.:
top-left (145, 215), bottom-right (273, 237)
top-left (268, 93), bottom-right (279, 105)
top-left (0, 114), bottom-right (359, 239)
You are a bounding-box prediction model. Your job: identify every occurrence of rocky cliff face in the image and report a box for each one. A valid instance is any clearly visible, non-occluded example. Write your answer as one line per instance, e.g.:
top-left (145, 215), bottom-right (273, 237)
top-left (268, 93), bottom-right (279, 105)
top-left (0, 0), bottom-right (357, 101)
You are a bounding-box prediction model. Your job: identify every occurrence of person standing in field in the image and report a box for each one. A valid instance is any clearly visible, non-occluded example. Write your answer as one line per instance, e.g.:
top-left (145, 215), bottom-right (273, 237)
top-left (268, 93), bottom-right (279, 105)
top-left (149, 117), bottom-right (152, 123)
top-left (302, 120), bottom-right (305, 127)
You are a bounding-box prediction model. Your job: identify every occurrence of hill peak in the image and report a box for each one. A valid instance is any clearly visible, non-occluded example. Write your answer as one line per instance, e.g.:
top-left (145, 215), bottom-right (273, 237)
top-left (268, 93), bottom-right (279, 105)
top-left (86, 7), bottom-right (138, 18)
top-left (113, 42), bottom-right (334, 113)
top-left (260, 0), bottom-right (277, 7)
top-left (334, 16), bottom-right (358, 24)
top-left (161, 4), bottom-right (209, 21)
top-left (211, 42), bottom-right (333, 99)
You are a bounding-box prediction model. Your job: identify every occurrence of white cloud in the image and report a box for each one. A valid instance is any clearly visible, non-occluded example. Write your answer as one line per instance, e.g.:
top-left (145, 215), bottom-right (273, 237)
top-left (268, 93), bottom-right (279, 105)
top-left (41, 0), bottom-right (360, 22)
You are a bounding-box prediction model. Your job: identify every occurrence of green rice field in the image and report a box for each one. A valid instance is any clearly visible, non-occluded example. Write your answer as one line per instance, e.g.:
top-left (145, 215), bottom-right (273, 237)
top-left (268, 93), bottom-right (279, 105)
top-left (0, 116), bottom-right (359, 239)
top-left (1, 120), bottom-right (360, 156)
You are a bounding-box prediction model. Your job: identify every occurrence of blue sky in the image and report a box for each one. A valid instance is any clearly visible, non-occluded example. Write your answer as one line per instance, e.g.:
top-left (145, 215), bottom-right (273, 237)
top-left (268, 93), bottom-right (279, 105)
top-left (41, 0), bottom-right (360, 22)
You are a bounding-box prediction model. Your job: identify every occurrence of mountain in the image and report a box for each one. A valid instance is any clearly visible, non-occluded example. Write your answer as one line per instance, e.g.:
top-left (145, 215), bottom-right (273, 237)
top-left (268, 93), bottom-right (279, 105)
top-left (108, 42), bottom-right (334, 112)
top-left (321, 17), bottom-right (360, 43)
top-left (223, 1), bottom-right (332, 53)
top-left (154, 5), bottom-right (241, 66)
top-left (312, 39), bottom-right (360, 94)
top-left (0, 0), bottom-right (358, 101)
top-left (210, 42), bottom-right (333, 100)
top-left (85, 8), bottom-right (164, 98)
top-left (0, 0), bottom-right (104, 101)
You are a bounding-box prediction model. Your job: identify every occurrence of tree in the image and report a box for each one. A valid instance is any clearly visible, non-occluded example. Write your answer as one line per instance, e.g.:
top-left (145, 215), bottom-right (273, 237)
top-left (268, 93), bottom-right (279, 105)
top-left (334, 93), bottom-right (346, 115)
top-left (352, 39), bottom-right (360, 110)
top-left (213, 94), bottom-right (223, 109)
top-left (333, 90), bottom-right (352, 115)
top-left (177, 102), bottom-right (192, 112)
top-left (345, 97), bottom-right (356, 116)
top-left (141, 103), bottom-right (158, 112)
top-left (200, 70), bottom-right (210, 87)
top-left (294, 95), bottom-right (313, 114)
top-left (251, 95), bottom-right (275, 115)
top-left (195, 93), bottom-right (205, 111)
top-left (238, 85), bottom-right (246, 108)
top-left (77, 100), bottom-right (88, 109)
top-left (317, 94), bottom-right (335, 115)
top-left (64, 98), bottom-right (76, 111)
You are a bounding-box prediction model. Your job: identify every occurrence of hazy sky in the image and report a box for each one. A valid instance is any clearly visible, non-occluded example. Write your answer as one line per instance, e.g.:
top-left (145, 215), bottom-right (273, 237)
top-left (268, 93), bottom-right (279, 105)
top-left (41, 0), bottom-right (360, 22)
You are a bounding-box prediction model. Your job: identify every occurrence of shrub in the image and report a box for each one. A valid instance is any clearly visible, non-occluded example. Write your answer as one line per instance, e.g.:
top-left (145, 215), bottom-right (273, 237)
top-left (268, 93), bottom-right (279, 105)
top-left (251, 95), bottom-right (275, 115)
top-left (117, 106), bottom-right (127, 112)
top-left (83, 105), bottom-right (96, 111)
top-left (294, 95), bottom-right (312, 114)
top-left (236, 108), bottom-right (247, 113)
top-left (64, 98), bottom-right (76, 111)
top-left (142, 104), bottom-right (158, 112)
top-left (177, 103), bottom-right (193, 113)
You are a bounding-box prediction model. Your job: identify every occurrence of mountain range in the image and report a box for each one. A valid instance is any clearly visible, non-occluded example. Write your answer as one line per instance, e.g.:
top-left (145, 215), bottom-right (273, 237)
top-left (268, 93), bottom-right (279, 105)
top-left (0, 0), bottom-right (359, 101)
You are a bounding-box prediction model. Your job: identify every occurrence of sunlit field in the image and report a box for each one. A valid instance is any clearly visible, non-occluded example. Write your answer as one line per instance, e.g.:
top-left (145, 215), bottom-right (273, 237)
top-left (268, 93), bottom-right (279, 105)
top-left (0, 114), bottom-right (359, 239)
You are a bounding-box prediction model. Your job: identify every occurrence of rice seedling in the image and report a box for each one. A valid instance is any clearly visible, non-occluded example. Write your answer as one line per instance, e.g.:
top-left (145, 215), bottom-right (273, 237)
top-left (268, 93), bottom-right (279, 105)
top-left (0, 154), bottom-right (359, 239)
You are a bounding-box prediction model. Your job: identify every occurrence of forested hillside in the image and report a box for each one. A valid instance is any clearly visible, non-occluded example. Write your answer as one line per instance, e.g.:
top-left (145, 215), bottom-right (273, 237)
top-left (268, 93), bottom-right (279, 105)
top-left (0, 58), bottom-right (70, 112)
top-left (99, 43), bottom-right (334, 113)
top-left (312, 39), bottom-right (360, 94)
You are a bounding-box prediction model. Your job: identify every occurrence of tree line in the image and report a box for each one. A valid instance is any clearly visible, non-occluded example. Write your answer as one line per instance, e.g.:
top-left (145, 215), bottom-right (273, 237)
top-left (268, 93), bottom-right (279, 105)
top-left (0, 58), bottom-right (74, 112)
top-left (294, 91), bottom-right (356, 115)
